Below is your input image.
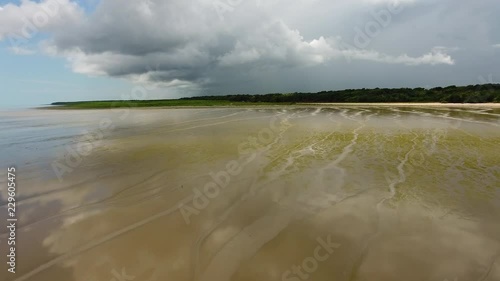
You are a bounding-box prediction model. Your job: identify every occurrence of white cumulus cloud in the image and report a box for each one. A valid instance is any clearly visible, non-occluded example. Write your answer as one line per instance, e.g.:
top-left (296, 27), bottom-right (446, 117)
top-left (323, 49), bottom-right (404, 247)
top-left (1, 0), bottom-right (498, 96)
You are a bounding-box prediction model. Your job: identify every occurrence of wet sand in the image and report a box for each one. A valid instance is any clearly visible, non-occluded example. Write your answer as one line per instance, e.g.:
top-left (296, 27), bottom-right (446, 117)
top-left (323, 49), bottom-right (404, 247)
top-left (307, 103), bottom-right (500, 108)
top-left (0, 106), bottom-right (499, 281)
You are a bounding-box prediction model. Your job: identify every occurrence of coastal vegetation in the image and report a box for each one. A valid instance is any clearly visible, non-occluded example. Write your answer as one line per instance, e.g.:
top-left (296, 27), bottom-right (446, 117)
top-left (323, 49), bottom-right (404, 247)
top-left (51, 84), bottom-right (500, 108)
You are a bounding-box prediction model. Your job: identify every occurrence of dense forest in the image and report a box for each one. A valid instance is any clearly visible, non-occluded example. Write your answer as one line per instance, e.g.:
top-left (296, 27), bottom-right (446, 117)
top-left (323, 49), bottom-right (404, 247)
top-left (52, 84), bottom-right (500, 108)
top-left (181, 84), bottom-right (500, 103)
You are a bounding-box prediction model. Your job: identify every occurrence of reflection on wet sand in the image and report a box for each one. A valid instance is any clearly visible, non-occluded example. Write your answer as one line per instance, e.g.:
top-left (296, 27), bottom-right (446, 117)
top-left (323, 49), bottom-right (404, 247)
top-left (0, 106), bottom-right (499, 281)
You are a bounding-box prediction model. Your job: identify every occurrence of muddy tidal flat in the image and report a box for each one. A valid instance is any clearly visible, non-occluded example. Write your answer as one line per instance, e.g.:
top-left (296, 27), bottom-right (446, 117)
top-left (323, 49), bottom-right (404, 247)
top-left (0, 106), bottom-right (499, 281)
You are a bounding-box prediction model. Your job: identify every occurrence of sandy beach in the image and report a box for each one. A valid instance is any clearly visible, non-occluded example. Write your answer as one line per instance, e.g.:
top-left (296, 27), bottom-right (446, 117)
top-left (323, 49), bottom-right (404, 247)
top-left (304, 102), bottom-right (500, 108)
top-left (2, 0), bottom-right (499, 279)
top-left (0, 106), bottom-right (499, 281)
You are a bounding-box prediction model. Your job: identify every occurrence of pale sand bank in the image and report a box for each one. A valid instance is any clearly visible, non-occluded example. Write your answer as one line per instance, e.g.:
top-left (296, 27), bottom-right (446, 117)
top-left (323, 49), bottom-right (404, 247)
top-left (1, 108), bottom-right (499, 281)
top-left (42, 103), bottom-right (500, 111)
top-left (302, 102), bottom-right (500, 108)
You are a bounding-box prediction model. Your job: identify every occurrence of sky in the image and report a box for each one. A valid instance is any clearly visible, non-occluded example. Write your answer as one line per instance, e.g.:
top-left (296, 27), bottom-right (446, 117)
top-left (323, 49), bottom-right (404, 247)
top-left (0, 0), bottom-right (499, 108)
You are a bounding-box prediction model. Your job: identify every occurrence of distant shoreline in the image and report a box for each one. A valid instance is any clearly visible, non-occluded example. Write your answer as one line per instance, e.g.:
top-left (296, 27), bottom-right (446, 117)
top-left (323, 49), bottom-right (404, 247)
top-left (48, 84), bottom-right (500, 109)
top-left (44, 102), bottom-right (500, 110)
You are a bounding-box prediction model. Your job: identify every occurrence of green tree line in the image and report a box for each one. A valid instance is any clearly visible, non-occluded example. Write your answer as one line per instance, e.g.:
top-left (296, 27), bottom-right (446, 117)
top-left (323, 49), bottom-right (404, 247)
top-left (181, 84), bottom-right (500, 103)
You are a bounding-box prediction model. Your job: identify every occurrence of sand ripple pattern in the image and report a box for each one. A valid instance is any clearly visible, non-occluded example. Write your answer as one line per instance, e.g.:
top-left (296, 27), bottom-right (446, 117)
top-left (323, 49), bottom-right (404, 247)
top-left (1, 106), bottom-right (499, 281)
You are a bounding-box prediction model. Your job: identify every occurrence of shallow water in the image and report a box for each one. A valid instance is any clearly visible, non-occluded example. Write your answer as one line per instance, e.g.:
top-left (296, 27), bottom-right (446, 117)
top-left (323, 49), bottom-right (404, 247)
top-left (0, 106), bottom-right (499, 281)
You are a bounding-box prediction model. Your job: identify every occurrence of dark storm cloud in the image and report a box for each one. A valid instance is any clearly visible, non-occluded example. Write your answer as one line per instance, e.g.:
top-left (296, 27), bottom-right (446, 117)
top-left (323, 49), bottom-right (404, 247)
top-left (1, 0), bottom-right (499, 96)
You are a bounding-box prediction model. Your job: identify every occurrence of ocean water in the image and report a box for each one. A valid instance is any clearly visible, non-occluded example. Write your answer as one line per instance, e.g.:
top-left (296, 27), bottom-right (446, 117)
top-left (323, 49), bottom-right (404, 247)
top-left (0, 106), bottom-right (499, 281)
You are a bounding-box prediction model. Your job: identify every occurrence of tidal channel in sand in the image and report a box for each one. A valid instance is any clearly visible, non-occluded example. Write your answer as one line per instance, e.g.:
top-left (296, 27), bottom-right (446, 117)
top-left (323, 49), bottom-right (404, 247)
top-left (0, 106), bottom-right (499, 281)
